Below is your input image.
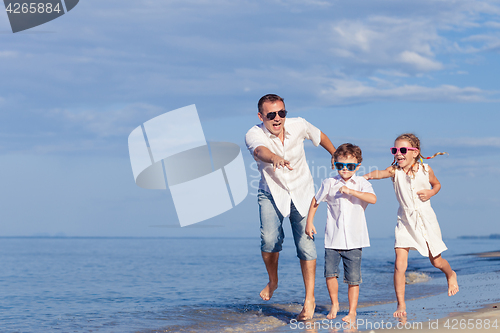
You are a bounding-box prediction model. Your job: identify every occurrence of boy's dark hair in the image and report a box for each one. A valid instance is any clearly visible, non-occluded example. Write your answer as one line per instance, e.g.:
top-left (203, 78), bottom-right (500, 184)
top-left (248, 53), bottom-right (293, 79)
top-left (258, 94), bottom-right (285, 113)
top-left (333, 143), bottom-right (363, 163)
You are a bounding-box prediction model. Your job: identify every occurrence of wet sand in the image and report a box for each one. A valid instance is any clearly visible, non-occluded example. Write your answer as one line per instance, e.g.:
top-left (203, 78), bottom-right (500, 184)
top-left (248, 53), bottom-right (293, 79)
top-left (273, 249), bottom-right (500, 332)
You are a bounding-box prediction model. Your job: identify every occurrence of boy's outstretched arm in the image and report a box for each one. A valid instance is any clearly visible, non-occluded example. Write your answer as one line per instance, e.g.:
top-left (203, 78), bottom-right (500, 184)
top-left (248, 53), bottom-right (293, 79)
top-left (305, 197), bottom-right (319, 239)
top-left (364, 166), bottom-right (394, 180)
top-left (339, 186), bottom-right (377, 204)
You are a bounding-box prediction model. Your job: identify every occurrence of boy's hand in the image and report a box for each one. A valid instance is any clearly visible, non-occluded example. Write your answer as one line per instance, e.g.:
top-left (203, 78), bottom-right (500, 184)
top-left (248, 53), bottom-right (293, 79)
top-left (339, 186), bottom-right (351, 195)
top-left (417, 189), bottom-right (433, 202)
top-left (305, 223), bottom-right (316, 239)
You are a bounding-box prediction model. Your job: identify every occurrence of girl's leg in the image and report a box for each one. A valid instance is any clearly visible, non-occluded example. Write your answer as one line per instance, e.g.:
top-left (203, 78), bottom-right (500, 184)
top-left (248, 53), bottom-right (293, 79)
top-left (326, 277), bottom-right (339, 319)
top-left (394, 248), bottom-right (409, 317)
top-left (428, 251), bottom-right (459, 296)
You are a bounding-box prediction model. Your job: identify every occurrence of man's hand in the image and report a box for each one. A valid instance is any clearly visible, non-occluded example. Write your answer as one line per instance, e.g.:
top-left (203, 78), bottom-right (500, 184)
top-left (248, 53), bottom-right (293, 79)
top-left (305, 223), bottom-right (316, 239)
top-left (339, 186), bottom-right (351, 195)
top-left (271, 156), bottom-right (293, 171)
top-left (417, 189), bottom-right (433, 202)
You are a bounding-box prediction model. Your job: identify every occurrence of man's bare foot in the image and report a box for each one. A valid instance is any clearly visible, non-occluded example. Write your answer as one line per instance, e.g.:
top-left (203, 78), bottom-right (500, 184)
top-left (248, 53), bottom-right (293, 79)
top-left (260, 282), bottom-right (277, 301)
top-left (296, 299), bottom-right (315, 321)
top-left (326, 303), bottom-right (339, 319)
top-left (448, 271), bottom-right (459, 296)
top-left (342, 312), bottom-right (357, 326)
top-left (393, 304), bottom-right (407, 317)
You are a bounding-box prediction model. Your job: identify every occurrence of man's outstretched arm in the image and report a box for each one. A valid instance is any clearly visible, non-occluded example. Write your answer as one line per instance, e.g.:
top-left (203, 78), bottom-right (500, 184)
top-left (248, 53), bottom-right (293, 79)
top-left (254, 146), bottom-right (293, 171)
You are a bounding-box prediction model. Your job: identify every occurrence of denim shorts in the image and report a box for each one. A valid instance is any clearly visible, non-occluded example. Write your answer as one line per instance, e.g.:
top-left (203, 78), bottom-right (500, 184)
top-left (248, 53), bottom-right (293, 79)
top-left (324, 248), bottom-right (362, 285)
top-left (258, 190), bottom-right (317, 261)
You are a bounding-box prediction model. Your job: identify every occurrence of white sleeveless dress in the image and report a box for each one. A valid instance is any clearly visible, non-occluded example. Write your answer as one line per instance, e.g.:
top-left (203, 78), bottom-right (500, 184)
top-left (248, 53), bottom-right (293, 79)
top-left (393, 163), bottom-right (447, 257)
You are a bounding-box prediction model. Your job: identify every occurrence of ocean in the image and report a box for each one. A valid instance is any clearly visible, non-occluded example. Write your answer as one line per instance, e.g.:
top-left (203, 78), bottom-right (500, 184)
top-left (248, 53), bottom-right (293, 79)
top-left (1, 237), bottom-right (499, 332)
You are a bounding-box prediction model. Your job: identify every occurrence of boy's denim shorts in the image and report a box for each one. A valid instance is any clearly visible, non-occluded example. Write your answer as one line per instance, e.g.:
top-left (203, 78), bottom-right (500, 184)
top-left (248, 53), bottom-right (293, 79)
top-left (257, 190), bottom-right (317, 261)
top-left (324, 248), bottom-right (362, 285)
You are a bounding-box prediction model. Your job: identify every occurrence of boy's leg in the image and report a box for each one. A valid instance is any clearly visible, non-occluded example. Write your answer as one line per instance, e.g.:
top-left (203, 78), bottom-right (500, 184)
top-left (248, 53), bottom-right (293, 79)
top-left (428, 250), bottom-right (459, 296)
top-left (340, 249), bottom-right (362, 325)
top-left (325, 249), bottom-right (341, 319)
top-left (258, 190), bottom-right (285, 301)
top-left (394, 248), bottom-right (409, 317)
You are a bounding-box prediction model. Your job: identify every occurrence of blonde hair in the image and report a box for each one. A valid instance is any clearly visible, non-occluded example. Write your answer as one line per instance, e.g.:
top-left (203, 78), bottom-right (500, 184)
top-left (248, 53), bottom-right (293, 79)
top-left (392, 133), bottom-right (448, 174)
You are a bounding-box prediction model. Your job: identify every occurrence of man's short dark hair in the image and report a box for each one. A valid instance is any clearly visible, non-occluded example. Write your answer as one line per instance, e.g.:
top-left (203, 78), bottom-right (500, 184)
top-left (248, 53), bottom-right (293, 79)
top-left (258, 94), bottom-right (285, 114)
top-left (333, 143), bottom-right (363, 163)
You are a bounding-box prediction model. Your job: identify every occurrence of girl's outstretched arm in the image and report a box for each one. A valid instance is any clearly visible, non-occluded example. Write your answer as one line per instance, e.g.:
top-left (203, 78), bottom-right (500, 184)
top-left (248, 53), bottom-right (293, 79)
top-left (417, 165), bottom-right (441, 202)
top-left (364, 166), bottom-right (395, 180)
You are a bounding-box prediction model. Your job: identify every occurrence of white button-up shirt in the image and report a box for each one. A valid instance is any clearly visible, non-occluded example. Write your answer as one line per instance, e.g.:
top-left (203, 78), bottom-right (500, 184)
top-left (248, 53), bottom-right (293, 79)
top-left (315, 175), bottom-right (375, 250)
top-left (245, 117), bottom-right (321, 217)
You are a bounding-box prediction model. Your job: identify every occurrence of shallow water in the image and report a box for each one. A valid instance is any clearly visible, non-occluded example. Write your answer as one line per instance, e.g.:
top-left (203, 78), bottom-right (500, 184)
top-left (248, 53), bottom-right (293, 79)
top-left (0, 237), bottom-right (499, 332)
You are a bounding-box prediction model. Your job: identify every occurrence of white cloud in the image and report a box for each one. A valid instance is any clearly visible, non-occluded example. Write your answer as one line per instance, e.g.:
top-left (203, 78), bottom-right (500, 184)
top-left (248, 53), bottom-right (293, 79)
top-left (432, 137), bottom-right (500, 148)
top-left (317, 79), bottom-right (494, 105)
top-left (398, 51), bottom-right (443, 71)
top-left (48, 103), bottom-right (166, 137)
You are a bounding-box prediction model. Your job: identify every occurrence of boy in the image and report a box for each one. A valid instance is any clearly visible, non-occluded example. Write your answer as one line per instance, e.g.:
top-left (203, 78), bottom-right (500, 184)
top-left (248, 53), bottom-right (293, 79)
top-left (305, 143), bottom-right (376, 324)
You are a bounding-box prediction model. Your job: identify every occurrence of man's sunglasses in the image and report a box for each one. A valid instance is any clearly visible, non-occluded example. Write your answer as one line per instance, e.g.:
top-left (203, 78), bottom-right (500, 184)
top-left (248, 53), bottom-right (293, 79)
top-left (265, 110), bottom-right (287, 120)
top-left (390, 147), bottom-right (418, 155)
top-left (334, 162), bottom-right (360, 171)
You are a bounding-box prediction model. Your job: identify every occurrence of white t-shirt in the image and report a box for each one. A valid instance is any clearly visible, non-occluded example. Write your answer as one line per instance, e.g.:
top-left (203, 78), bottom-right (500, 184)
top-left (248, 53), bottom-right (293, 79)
top-left (315, 175), bottom-right (375, 250)
top-left (245, 117), bottom-right (321, 217)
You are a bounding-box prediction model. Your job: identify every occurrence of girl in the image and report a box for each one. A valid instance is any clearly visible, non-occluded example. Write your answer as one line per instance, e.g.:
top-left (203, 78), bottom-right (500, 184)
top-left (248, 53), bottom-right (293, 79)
top-left (364, 133), bottom-right (458, 318)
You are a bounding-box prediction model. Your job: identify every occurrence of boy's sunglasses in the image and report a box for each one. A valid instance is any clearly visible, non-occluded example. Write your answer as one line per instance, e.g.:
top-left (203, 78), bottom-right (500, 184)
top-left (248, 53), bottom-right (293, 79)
top-left (391, 147), bottom-right (417, 155)
top-left (334, 162), bottom-right (360, 171)
top-left (265, 110), bottom-right (287, 120)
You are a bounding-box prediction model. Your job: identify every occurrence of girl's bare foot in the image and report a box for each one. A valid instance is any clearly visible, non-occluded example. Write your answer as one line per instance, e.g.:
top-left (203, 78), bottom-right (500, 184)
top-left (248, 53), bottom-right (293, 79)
top-left (326, 303), bottom-right (339, 319)
top-left (342, 312), bottom-right (357, 326)
top-left (296, 299), bottom-right (315, 321)
top-left (393, 304), bottom-right (407, 317)
top-left (260, 282), bottom-right (277, 301)
top-left (448, 271), bottom-right (459, 296)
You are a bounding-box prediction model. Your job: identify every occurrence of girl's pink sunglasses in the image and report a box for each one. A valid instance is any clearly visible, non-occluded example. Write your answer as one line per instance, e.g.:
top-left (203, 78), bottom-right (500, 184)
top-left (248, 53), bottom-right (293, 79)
top-left (391, 147), bottom-right (417, 155)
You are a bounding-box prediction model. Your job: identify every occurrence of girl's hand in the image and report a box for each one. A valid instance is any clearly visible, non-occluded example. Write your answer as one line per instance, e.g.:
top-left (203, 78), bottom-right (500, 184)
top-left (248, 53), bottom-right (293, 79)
top-left (363, 174), bottom-right (372, 180)
top-left (305, 223), bottom-right (316, 239)
top-left (416, 189), bottom-right (433, 202)
top-left (339, 186), bottom-right (351, 195)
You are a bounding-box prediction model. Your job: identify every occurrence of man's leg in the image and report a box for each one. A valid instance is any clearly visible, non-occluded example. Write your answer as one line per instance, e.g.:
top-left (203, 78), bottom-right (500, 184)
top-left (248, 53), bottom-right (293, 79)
top-left (260, 251), bottom-right (279, 300)
top-left (258, 190), bottom-right (284, 301)
top-left (290, 202), bottom-right (317, 320)
top-left (297, 258), bottom-right (316, 320)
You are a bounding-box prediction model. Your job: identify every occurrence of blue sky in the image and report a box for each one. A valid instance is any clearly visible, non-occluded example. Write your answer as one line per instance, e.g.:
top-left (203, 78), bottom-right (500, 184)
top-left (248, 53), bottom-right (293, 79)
top-left (1, 0), bottom-right (499, 238)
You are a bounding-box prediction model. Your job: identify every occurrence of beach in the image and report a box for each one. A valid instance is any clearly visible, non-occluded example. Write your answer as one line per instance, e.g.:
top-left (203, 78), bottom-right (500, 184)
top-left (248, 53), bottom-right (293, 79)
top-left (0, 237), bottom-right (499, 332)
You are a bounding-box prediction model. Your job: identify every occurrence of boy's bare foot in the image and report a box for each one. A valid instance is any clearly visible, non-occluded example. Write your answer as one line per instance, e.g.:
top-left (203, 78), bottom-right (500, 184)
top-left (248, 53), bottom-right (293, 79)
top-left (393, 304), bottom-right (407, 317)
top-left (296, 299), bottom-right (315, 321)
top-left (326, 303), bottom-right (339, 319)
top-left (448, 271), bottom-right (459, 296)
top-left (260, 282), bottom-right (277, 301)
top-left (342, 312), bottom-right (357, 326)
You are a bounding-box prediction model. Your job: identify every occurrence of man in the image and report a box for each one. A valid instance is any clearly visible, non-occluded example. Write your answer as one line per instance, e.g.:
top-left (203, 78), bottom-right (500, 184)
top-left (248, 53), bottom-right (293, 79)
top-left (245, 94), bottom-right (336, 320)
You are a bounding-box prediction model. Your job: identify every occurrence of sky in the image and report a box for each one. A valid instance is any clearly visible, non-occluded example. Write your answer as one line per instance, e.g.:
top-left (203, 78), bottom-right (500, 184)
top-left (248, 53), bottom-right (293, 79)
top-left (1, 0), bottom-right (500, 239)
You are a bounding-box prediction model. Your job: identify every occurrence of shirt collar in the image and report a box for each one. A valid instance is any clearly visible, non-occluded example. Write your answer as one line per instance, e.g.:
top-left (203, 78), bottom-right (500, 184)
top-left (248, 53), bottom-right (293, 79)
top-left (334, 174), bottom-right (358, 186)
top-left (261, 118), bottom-right (289, 139)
